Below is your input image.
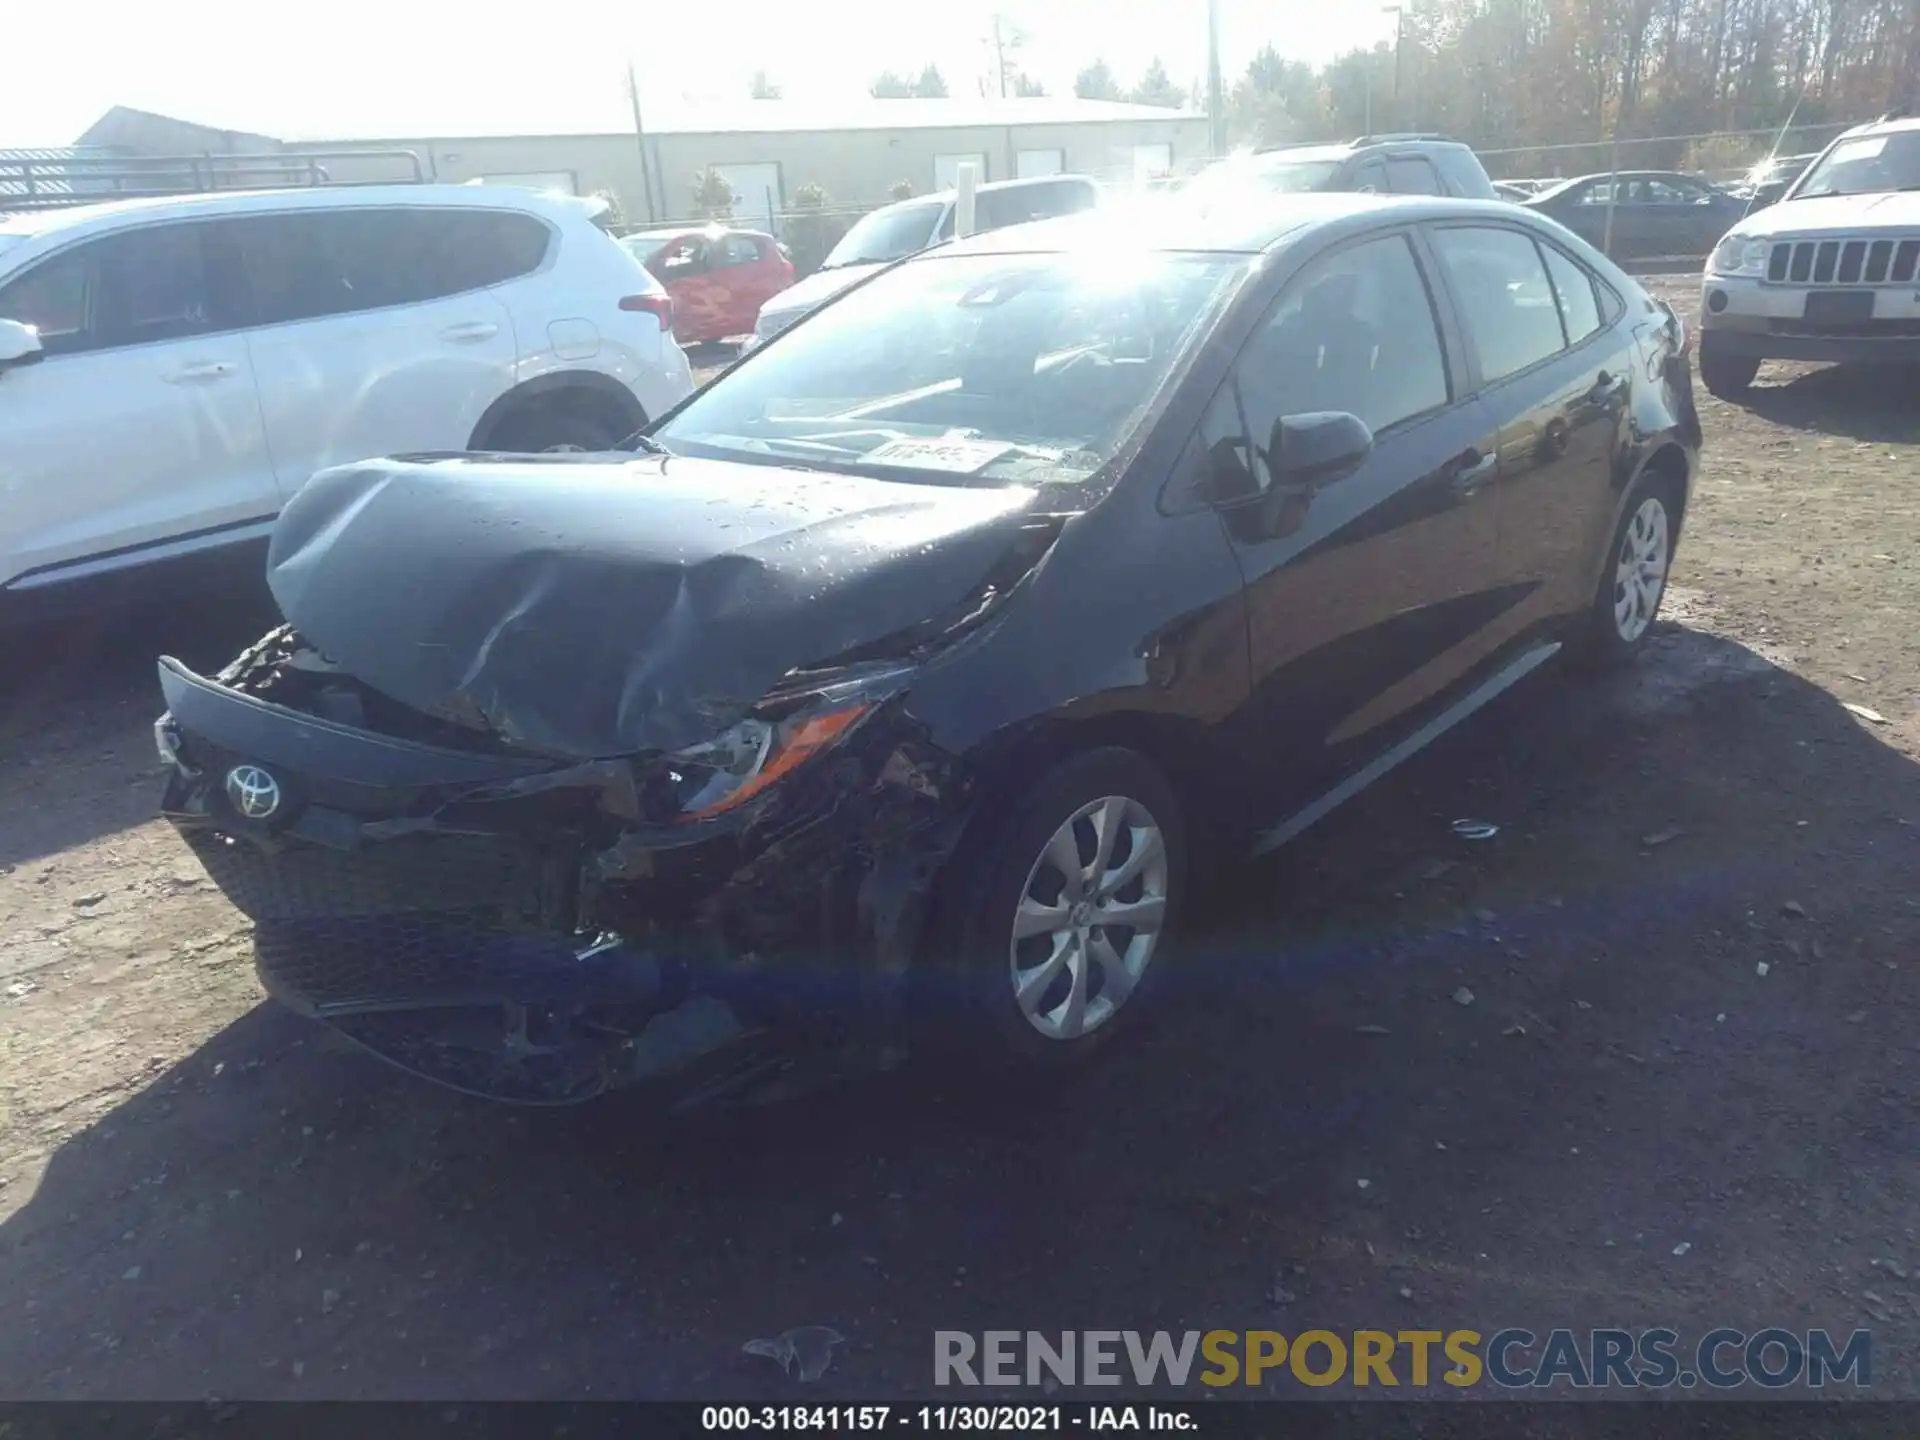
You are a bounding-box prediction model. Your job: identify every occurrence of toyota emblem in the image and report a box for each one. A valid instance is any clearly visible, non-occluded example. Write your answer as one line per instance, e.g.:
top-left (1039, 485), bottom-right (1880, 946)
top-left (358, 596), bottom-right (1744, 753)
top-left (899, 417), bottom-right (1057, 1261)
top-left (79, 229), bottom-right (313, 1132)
top-left (224, 764), bottom-right (282, 820)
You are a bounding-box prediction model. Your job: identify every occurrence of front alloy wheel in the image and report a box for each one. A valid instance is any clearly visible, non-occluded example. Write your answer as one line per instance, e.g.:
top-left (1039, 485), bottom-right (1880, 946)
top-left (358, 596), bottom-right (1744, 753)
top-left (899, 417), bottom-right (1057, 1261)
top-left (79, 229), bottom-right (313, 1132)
top-left (926, 747), bottom-right (1187, 1066)
top-left (1009, 796), bottom-right (1169, 1042)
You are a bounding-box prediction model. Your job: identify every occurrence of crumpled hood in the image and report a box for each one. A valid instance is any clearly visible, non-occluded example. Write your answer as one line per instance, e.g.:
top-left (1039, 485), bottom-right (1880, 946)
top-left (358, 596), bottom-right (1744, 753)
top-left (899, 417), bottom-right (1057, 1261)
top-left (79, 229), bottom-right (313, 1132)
top-left (1731, 190), bottom-right (1920, 238)
top-left (757, 262), bottom-right (884, 324)
top-left (266, 454), bottom-right (1040, 758)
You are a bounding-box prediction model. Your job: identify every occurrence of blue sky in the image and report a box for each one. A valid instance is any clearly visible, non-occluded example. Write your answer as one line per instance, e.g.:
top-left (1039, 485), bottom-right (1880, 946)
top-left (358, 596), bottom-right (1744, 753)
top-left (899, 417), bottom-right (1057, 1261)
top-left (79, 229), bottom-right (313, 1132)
top-left (2, 0), bottom-right (1399, 146)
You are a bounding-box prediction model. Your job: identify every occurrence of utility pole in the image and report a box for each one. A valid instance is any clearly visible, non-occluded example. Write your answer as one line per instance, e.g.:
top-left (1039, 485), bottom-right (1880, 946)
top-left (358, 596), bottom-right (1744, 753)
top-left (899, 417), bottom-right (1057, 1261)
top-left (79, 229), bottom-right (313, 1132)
top-left (992, 13), bottom-right (1008, 98)
top-left (1206, 0), bottom-right (1225, 157)
top-left (625, 59), bottom-right (658, 225)
top-left (1382, 5), bottom-right (1404, 131)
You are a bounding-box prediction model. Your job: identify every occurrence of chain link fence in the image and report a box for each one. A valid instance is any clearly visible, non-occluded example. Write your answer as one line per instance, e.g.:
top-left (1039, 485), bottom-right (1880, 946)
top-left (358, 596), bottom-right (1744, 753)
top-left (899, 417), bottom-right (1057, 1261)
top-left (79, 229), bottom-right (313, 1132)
top-left (1478, 121), bottom-right (1859, 189)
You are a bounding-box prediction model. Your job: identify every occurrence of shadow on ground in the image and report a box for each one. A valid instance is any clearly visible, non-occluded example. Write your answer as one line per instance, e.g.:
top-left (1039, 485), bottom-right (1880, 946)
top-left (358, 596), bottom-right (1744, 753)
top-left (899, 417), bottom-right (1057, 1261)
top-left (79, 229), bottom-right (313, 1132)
top-left (3, 627), bottom-right (1917, 1401)
top-left (0, 590), bottom-right (280, 868)
top-left (1741, 363), bottom-right (1920, 445)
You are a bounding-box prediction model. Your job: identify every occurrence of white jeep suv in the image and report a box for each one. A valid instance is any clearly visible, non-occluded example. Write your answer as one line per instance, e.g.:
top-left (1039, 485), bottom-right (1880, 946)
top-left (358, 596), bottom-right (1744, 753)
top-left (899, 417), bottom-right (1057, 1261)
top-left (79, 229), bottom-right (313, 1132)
top-left (0, 184), bottom-right (694, 622)
top-left (1698, 114), bottom-right (1920, 397)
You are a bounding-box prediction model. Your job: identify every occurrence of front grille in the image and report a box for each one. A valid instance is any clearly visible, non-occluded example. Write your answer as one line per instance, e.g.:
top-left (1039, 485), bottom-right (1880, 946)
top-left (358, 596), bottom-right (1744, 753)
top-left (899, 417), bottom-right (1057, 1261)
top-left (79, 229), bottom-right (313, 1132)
top-left (1767, 236), bottom-right (1920, 285)
top-left (181, 828), bottom-right (577, 1013)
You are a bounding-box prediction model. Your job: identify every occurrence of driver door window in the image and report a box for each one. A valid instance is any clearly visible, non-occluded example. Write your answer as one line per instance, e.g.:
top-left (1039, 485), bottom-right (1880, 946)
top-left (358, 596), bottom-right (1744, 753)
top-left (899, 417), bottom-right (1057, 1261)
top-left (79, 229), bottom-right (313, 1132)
top-left (1200, 232), bottom-right (1450, 500)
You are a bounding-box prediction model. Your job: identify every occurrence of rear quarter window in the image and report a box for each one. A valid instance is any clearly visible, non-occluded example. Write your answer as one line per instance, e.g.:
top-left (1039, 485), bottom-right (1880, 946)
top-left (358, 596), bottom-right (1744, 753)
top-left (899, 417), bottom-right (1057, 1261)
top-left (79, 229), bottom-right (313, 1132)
top-left (433, 210), bottom-right (552, 290)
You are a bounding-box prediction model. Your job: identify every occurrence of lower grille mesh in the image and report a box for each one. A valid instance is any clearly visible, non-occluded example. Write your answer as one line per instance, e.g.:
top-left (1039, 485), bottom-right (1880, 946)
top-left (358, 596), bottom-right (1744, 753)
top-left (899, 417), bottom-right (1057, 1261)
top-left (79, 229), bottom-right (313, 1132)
top-left (182, 829), bottom-right (571, 1012)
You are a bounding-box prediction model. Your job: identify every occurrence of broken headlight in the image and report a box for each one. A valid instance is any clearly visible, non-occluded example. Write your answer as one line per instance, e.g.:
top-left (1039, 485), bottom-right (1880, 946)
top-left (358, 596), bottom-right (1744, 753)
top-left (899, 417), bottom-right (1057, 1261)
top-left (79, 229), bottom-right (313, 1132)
top-left (664, 669), bottom-right (907, 822)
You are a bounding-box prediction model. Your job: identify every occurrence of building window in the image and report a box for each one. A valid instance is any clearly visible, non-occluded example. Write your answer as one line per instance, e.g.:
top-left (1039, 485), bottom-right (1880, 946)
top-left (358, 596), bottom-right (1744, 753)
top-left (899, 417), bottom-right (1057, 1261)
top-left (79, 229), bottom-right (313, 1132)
top-left (1016, 148), bottom-right (1065, 179)
top-left (934, 152), bottom-right (989, 190)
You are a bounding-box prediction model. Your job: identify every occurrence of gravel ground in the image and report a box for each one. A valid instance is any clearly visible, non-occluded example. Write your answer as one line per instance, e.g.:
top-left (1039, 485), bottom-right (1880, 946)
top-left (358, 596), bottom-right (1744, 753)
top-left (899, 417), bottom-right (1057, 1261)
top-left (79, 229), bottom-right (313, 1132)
top-left (0, 275), bottom-right (1916, 1403)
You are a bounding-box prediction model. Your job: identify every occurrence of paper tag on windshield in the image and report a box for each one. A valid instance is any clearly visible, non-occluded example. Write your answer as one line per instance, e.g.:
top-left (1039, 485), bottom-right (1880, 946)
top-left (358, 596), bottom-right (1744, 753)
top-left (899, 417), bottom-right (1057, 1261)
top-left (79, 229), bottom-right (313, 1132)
top-left (866, 437), bottom-right (1012, 474)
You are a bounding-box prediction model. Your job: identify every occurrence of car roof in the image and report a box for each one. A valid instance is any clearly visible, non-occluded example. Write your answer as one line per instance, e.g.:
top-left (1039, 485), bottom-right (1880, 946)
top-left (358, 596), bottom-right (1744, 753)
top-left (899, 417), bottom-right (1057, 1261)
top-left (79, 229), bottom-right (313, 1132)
top-left (0, 183), bottom-right (601, 245)
top-left (933, 191), bottom-right (1528, 257)
top-left (867, 172), bottom-right (1099, 216)
top-left (625, 224), bottom-right (767, 241)
top-left (1841, 115), bottom-right (1920, 140)
top-left (1531, 170), bottom-right (1706, 198)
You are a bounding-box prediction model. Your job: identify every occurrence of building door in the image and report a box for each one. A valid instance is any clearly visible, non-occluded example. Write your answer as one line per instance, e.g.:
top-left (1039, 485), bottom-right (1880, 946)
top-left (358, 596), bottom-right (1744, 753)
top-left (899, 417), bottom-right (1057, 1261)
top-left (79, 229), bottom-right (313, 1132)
top-left (935, 153), bottom-right (989, 190)
top-left (1131, 144), bottom-right (1173, 181)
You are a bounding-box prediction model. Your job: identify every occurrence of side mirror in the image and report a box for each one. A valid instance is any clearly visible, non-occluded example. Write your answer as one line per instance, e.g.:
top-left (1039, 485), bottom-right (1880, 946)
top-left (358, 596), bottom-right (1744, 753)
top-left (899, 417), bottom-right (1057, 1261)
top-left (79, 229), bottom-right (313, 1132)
top-left (0, 318), bottom-right (45, 371)
top-left (1268, 411), bottom-right (1374, 489)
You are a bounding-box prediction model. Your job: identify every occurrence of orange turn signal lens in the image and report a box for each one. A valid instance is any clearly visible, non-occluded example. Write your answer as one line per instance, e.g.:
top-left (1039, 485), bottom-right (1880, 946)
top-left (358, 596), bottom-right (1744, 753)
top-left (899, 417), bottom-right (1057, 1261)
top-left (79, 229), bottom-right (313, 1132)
top-left (675, 702), bottom-right (874, 821)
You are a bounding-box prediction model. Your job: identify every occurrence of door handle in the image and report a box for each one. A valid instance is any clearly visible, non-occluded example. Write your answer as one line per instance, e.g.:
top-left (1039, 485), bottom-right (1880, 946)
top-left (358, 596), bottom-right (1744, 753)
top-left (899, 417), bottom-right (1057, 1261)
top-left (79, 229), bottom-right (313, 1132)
top-left (439, 321), bottom-right (500, 343)
top-left (164, 360), bottom-right (236, 383)
top-left (1447, 448), bottom-right (1498, 495)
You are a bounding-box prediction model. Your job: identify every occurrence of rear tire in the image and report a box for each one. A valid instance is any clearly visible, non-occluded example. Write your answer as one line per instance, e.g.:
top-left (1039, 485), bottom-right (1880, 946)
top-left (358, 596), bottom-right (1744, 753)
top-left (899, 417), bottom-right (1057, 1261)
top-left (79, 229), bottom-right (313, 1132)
top-left (1698, 338), bottom-right (1759, 399)
top-left (921, 748), bottom-right (1187, 1069)
top-left (1574, 469), bottom-right (1681, 668)
top-left (493, 410), bottom-right (619, 454)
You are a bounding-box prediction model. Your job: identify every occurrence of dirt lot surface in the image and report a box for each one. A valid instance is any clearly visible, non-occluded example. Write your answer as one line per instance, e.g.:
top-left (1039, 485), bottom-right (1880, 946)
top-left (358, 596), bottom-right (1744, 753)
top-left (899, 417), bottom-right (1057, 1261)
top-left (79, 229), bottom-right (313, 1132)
top-left (2, 276), bottom-right (1917, 1404)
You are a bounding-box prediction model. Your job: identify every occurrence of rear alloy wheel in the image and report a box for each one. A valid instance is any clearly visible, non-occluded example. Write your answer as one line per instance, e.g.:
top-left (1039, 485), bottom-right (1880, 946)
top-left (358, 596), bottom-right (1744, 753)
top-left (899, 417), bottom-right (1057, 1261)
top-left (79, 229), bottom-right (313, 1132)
top-left (931, 748), bottom-right (1187, 1067)
top-left (1578, 474), bottom-right (1678, 665)
top-left (1698, 339), bottom-right (1760, 399)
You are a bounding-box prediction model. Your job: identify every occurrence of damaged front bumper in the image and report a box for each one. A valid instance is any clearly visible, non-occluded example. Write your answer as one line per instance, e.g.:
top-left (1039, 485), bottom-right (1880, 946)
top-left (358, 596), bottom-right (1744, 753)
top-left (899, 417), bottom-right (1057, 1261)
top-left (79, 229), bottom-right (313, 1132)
top-left (156, 646), bottom-right (975, 1107)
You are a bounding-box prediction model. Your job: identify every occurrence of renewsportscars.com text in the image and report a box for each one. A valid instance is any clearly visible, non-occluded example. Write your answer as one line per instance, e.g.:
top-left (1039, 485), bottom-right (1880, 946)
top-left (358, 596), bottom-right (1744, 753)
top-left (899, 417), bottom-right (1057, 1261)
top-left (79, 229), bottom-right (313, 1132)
top-left (934, 1328), bottom-right (1871, 1391)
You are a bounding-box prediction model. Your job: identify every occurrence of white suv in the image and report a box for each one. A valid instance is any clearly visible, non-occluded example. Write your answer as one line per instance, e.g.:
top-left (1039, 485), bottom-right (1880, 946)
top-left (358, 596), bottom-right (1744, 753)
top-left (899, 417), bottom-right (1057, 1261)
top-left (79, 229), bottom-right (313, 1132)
top-left (1698, 114), bottom-right (1920, 397)
top-left (0, 184), bottom-right (694, 621)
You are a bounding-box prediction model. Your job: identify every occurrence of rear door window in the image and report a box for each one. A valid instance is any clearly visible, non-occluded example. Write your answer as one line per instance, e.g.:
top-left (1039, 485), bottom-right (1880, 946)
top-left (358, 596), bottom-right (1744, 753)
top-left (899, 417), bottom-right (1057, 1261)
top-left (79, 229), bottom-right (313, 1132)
top-left (238, 210), bottom-right (439, 324)
top-left (236, 207), bottom-right (549, 326)
top-left (1428, 226), bottom-right (1567, 384)
top-left (1351, 161), bottom-right (1387, 193)
top-left (1540, 243), bottom-right (1603, 345)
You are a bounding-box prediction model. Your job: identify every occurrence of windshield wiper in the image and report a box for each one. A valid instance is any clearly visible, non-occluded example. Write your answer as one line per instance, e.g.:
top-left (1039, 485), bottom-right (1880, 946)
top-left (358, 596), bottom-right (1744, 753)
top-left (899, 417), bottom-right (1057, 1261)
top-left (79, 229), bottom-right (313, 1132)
top-left (621, 432), bottom-right (671, 454)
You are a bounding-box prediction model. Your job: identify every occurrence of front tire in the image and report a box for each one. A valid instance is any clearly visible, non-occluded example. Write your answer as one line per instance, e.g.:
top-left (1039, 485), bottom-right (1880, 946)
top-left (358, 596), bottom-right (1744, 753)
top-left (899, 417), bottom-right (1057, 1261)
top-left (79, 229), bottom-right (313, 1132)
top-left (926, 748), bottom-right (1187, 1068)
top-left (1698, 337), bottom-right (1760, 399)
top-left (1576, 471), bottom-right (1680, 667)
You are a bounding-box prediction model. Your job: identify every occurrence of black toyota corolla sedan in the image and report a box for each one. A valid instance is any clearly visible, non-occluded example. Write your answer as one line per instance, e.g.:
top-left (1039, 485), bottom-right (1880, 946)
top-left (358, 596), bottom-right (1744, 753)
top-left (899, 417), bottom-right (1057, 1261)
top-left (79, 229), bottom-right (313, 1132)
top-left (156, 193), bottom-right (1701, 1105)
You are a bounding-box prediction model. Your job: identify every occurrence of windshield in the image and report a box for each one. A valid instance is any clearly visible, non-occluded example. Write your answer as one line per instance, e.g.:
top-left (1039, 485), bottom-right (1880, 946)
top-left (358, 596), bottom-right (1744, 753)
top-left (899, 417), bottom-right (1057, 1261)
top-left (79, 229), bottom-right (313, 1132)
top-left (653, 251), bottom-right (1243, 488)
top-left (821, 200), bottom-right (945, 268)
top-left (1792, 131), bottom-right (1920, 198)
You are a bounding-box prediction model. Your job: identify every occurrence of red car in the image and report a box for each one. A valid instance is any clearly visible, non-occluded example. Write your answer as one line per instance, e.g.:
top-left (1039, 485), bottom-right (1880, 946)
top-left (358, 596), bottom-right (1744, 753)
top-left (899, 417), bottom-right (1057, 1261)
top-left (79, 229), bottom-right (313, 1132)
top-left (622, 226), bottom-right (795, 345)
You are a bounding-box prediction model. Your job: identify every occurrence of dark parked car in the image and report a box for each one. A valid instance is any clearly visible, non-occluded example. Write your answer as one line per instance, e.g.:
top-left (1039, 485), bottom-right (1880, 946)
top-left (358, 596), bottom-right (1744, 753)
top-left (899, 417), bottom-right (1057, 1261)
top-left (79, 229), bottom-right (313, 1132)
top-left (155, 195), bottom-right (1701, 1105)
top-left (1733, 152), bottom-right (1822, 212)
top-left (1184, 134), bottom-right (1499, 205)
top-left (1525, 170), bottom-right (1750, 258)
